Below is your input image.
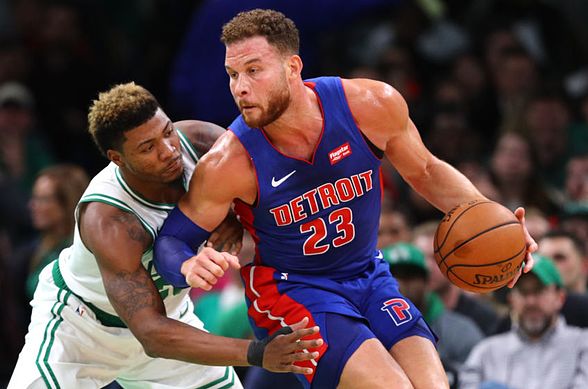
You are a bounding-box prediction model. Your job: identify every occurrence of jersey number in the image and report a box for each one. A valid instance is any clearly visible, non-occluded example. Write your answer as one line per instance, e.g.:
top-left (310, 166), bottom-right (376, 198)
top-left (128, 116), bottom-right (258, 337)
top-left (300, 207), bottom-right (355, 255)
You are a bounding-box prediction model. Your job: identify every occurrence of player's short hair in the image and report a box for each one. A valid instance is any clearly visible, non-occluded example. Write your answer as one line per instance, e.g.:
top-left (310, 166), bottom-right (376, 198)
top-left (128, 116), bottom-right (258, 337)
top-left (88, 82), bottom-right (159, 157)
top-left (220, 9), bottom-right (299, 56)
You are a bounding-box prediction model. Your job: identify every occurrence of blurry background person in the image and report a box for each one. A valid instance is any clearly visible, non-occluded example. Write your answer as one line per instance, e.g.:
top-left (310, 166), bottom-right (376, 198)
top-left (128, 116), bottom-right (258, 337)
top-left (460, 257), bottom-right (588, 389)
top-left (539, 230), bottom-right (587, 294)
top-left (0, 81), bottom-right (55, 249)
top-left (8, 164), bottom-right (88, 353)
top-left (377, 204), bottom-right (413, 248)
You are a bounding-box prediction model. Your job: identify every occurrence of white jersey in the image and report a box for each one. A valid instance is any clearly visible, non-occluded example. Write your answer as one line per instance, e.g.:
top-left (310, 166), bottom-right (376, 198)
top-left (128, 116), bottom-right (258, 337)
top-left (58, 129), bottom-right (199, 320)
top-left (9, 129), bottom-right (243, 388)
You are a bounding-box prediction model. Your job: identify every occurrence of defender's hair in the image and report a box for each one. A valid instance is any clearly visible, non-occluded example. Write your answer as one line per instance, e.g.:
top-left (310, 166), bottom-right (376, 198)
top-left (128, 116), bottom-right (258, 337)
top-left (221, 9), bottom-right (299, 55)
top-left (88, 82), bottom-right (159, 157)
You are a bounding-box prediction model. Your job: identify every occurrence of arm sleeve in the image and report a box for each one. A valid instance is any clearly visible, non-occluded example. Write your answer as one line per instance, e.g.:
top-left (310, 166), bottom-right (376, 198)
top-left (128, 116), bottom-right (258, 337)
top-left (153, 207), bottom-right (211, 288)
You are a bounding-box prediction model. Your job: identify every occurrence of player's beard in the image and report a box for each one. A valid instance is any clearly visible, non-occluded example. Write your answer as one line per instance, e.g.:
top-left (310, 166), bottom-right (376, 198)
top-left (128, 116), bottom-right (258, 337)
top-left (241, 78), bottom-right (290, 128)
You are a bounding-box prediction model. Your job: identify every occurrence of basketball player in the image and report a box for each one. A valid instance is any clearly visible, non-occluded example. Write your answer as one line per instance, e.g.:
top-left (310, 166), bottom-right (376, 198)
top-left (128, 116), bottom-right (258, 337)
top-left (8, 83), bottom-right (321, 388)
top-left (154, 9), bottom-right (537, 389)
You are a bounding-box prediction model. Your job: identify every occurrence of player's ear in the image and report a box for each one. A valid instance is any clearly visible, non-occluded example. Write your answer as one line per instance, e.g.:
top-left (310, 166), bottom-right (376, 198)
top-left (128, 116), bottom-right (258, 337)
top-left (107, 149), bottom-right (124, 167)
top-left (287, 55), bottom-right (303, 79)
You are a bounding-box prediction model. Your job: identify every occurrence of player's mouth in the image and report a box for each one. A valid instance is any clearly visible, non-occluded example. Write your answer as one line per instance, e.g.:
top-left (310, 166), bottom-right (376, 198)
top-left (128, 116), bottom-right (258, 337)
top-left (164, 156), bottom-right (182, 174)
top-left (239, 102), bottom-right (258, 112)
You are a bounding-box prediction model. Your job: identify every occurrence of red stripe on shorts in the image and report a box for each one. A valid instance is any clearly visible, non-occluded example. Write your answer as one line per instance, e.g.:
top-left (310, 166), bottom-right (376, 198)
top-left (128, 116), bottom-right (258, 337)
top-left (241, 264), bottom-right (328, 383)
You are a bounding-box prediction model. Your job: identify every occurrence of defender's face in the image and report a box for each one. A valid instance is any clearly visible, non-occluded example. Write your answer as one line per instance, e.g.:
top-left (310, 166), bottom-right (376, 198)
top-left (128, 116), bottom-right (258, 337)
top-left (225, 36), bottom-right (291, 128)
top-left (113, 108), bottom-right (183, 184)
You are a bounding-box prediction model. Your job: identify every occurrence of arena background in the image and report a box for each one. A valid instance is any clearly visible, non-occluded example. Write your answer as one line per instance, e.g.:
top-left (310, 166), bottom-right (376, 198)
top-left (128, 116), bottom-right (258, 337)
top-left (2, 1), bottom-right (588, 388)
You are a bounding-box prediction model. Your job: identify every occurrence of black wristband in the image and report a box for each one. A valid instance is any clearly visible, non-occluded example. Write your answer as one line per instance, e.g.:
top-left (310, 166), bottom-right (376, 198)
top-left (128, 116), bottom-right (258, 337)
top-left (247, 326), bottom-right (294, 367)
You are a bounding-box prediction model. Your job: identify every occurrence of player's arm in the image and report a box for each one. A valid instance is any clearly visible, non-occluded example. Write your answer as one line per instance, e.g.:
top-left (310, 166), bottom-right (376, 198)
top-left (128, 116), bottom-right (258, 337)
top-left (154, 131), bottom-right (256, 288)
top-left (79, 202), bottom-right (320, 371)
top-left (343, 78), bottom-right (485, 214)
top-left (343, 78), bottom-right (536, 280)
top-left (174, 120), bottom-right (244, 254)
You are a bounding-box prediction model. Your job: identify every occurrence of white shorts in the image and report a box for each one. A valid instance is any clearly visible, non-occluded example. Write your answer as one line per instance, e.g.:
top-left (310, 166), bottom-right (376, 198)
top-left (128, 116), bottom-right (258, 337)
top-left (8, 262), bottom-right (243, 389)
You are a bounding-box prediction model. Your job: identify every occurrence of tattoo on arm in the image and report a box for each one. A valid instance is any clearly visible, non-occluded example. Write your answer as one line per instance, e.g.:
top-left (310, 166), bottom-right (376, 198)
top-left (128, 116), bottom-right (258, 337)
top-left (111, 212), bottom-right (151, 246)
top-left (107, 267), bottom-right (165, 321)
top-left (105, 211), bottom-right (163, 321)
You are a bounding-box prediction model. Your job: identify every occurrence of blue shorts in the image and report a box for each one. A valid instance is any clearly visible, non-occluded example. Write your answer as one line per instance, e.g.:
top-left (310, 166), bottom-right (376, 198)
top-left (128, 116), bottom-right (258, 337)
top-left (240, 256), bottom-right (436, 389)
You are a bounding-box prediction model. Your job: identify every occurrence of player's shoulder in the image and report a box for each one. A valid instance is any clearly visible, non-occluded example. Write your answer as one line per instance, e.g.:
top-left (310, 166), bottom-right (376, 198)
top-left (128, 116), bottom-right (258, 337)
top-left (341, 78), bottom-right (403, 104)
top-left (341, 78), bottom-right (407, 118)
top-left (198, 130), bottom-right (251, 178)
top-left (174, 120), bottom-right (226, 156)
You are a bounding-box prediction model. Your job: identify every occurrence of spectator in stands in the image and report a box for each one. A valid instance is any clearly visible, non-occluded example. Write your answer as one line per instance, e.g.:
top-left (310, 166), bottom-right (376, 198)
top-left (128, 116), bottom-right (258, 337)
top-left (461, 256), bottom-right (588, 389)
top-left (489, 131), bottom-right (559, 215)
top-left (8, 164), bottom-right (88, 349)
top-left (539, 230), bottom-right (586, 294)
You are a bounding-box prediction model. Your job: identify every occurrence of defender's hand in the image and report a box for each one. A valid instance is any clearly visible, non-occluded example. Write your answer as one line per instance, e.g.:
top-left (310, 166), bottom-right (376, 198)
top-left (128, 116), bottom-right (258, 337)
top-left (180, 247), bottom-right (240, 290)
top-left (207, 212), bottom-right (243, 255)
top-left (262, 317), bottom-right (323, 375)
top-left (508, 207), bottom-right (538, 288)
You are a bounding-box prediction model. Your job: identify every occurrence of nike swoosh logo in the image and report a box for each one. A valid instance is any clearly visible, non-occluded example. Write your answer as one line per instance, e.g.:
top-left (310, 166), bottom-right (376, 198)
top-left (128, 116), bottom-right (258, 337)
top-left (271, 170), bottom-right (296, 187)
top-left (375, 251), bottom-right (383, 260)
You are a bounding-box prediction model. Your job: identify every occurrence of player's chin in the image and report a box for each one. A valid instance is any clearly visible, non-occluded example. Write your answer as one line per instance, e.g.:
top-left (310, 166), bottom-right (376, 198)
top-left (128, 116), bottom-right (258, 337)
top-left (161, 166), bottom-right (184, 182)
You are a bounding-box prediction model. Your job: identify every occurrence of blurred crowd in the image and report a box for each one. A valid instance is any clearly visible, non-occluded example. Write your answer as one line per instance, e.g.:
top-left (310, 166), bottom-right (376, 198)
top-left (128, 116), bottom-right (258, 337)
top-left (1, 1), bottom-right (588, 388)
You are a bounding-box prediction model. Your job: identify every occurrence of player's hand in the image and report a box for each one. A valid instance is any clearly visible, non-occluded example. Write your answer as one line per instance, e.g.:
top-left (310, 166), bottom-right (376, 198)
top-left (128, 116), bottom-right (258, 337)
top-left (508, 207), bottom-right (538, 288)
top-left (180, 247), bottom-right (240, 290)
top-left (207, 211), bottom-right (243, 255)
top-left (262, 317), bottom-right (323, 375)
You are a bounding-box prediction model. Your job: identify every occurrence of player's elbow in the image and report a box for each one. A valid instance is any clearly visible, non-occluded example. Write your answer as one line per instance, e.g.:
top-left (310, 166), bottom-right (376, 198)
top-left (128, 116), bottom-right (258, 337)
top-left (135, 321), bottom-right (170, 358)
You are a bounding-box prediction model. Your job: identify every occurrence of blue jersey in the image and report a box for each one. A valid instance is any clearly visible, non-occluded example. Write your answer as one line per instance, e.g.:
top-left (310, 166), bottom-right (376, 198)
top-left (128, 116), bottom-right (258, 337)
top-left (230, 77), bottom-right (383, 279)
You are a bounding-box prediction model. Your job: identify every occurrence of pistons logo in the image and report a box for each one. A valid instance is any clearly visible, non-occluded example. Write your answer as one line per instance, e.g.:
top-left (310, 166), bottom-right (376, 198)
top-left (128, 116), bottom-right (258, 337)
top-left (381, 298), bottom-right (412, 326)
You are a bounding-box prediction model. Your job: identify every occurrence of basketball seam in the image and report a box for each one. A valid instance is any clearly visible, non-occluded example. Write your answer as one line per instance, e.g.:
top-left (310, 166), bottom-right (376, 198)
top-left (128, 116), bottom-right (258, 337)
top-left (435, 200), bottom-right (493, 255)
top-left (436, 220), bottom-right (521, 269)
top-left (446, 244), bottom-right (526, 290)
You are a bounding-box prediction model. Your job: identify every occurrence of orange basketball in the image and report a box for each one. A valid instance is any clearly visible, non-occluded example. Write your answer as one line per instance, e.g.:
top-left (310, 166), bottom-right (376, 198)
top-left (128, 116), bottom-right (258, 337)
top-left (434, 200), bottom-right (526, 293)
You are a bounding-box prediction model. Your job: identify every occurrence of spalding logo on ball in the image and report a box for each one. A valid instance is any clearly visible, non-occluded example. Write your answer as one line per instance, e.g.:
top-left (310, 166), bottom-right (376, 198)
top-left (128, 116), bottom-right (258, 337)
top-left (434, 200), bottom-right (526, 293)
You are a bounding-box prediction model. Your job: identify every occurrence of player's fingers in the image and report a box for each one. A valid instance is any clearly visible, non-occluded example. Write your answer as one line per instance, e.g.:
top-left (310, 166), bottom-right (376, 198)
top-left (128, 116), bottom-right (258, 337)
top-left (523, 252), bottom-right (534, 273)
top-left (507, 267), bottom-right (522, 288)
top-left (200, 247), bottom-right (231, 271)
top-left (229, 240), bottom-right (243, 256)
top-left (185, 272), bottom-right (212, 290)
top-left (289, 317), bottom-right (310, 332)
top-left (196, 256), bottom-right (226, 278)
top-left (222, 252), bottom-right (241, 269)
top-left (288, 325), bottom-right (320, 341)
top-left (196, 266), bottom-right (223, 285)
top-left (282, 364), bottom-right (314, 375)
top-left (515, 207), bottom-right (538, 254)
top-left (207, 231), bottom-right (221, 247)
top-left (288, 350), bottom-right (320, 362)
top-left (291, 338), bottom-right (323, 352)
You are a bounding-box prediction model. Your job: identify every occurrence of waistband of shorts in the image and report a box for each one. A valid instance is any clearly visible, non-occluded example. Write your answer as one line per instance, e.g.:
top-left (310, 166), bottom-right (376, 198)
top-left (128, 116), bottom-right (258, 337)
top-left (52, 260), bottom-right (127, 328)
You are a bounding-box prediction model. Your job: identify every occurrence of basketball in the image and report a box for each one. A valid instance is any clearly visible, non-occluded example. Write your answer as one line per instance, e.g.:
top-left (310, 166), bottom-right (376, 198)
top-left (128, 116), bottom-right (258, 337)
top-left (434, 200), bottom-right (526, 293)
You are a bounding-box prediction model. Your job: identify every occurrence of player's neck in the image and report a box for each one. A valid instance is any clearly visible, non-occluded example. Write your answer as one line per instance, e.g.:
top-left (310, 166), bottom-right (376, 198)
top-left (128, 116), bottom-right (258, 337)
top-left (263, 85), bottom-right (322, 157)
